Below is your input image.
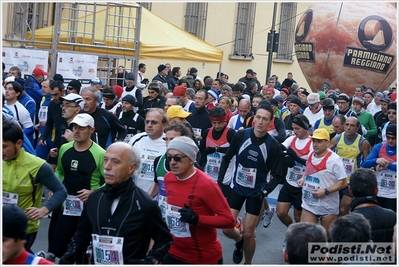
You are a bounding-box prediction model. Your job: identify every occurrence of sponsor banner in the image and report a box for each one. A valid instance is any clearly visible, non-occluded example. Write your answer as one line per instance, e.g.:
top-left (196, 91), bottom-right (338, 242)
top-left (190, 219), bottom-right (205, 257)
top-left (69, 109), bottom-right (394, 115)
top-left (56, 52), bottom-right (98, 81)
top-left (2, 48), bottom-right (49, 77)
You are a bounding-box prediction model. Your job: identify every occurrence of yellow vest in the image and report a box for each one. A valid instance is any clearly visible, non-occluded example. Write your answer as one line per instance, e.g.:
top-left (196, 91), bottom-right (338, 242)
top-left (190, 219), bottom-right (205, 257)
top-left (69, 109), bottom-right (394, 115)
top-left (3, 149), bottom-right (45, 234)
top-left (318, 117), bottom-right (335, 134)
top-left (336, 133), bottom-right (362, 182)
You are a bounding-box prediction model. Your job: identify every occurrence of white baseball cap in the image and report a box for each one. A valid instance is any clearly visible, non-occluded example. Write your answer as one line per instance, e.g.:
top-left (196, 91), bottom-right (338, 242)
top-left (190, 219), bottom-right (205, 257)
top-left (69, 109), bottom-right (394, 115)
top-left (60, 93), bottom-right (84, 109)
top-left (70, 113), bottom-right (94, 128)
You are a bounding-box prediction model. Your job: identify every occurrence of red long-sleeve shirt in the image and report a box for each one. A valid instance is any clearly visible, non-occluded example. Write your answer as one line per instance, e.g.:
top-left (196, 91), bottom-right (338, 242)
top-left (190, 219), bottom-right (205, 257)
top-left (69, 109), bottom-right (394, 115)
top-left (164, 169), bottom-right (235, 264)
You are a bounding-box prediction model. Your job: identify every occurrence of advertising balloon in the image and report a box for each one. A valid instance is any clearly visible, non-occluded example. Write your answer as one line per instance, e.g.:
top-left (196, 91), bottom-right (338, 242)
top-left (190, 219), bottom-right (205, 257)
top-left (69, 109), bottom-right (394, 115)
top-left (294, 2), bottom-right (397, 95)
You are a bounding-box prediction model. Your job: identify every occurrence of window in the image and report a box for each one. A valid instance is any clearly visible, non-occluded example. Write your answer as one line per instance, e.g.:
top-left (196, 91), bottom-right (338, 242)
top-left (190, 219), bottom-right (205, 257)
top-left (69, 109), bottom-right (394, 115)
top-left (232, 3), bottom-right (256, 58)
top-left (184, 3), bottom-right (208, 40)
top-left (137, 2), bottom-right (152, 11)
top-left (276, 2), bottom-right (297, 61)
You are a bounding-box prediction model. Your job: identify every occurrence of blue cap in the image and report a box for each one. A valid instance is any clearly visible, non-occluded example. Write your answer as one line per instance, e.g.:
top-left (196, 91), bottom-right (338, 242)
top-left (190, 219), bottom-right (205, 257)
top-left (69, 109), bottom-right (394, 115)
top-left (90, 77), bottom-right (103, 85)
top-left (375, 92), bottom-right (384, 98)
top-left (274, 95), bottom-right (284, 102)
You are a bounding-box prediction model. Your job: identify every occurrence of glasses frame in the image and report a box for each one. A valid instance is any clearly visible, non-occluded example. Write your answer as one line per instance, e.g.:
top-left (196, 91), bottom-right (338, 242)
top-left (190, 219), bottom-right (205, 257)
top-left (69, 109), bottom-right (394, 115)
top-left (166, 155), bottom-right (188, 162)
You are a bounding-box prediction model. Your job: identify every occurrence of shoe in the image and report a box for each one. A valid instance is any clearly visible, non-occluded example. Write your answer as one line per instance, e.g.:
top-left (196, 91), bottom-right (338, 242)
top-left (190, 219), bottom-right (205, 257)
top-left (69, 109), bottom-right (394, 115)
top-left (235, 216), bottom-right (243, 233)
top-left (233, 238), bottom-right (244, 264)
top-left (263, 206), bottom-right (276, 228)
top-left (36, 251), bottom-right (46, 258)
top-left (45, 252), bottom-right (56, 263)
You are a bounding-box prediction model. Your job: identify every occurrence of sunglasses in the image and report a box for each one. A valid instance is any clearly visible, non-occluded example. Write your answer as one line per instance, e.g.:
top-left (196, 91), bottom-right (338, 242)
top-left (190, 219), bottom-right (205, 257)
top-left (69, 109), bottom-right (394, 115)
top-left (386, 136), bottom-right (396, 141)
top-left (166, 155), bottom-right (188, 162)
top-left (145, 120), bottom-right (160, 125)
top-left (388, 112), bottom-right (396, 115)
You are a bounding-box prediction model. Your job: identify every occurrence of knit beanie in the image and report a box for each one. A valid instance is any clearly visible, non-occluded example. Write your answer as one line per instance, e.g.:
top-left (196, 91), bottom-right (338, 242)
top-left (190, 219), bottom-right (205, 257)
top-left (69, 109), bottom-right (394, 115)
top-left (3, 205), bottom-right (28, 239)
top-left (167, 136), bottom-right (199, 162)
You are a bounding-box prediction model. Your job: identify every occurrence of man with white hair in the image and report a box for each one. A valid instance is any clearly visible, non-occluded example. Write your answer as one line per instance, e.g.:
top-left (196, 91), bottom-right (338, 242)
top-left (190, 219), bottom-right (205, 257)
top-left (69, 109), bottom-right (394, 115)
top-left (303, 92), bottom-right (323, 126)
top-left (162, 136), bottom-right (235, 264)
top-left (59, 142), bottom-right (172, 264)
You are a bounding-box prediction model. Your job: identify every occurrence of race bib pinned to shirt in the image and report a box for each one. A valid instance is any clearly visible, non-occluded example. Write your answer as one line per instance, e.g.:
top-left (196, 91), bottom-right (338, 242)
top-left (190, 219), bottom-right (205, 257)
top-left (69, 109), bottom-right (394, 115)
top-left (2, 191), bottom-right (18, 206)
top-left (288, 165), bottom-right (306, 182)
top-left (236, 164), bottom-right (257, 188)
top-left (341, 158), bottom-right (355, 177)
top-left (165, 204), bottom-right (191, 238)
top-left (140, 156), bottom-right (156, 181)
top-left (92, 234), bottom-right (124, 265)
top-left (377, 169), bottom-right (397, 191)
top-left (63, 195), bottom-right (84, 216)
top-left (303, 175), bottom-right (320, 205)
top-left (205, 153), bottom-right (223, 181)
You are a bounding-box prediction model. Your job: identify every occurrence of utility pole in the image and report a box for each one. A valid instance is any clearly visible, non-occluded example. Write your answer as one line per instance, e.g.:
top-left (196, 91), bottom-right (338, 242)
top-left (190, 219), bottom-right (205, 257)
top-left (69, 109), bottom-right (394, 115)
top-left (266, 2), bottom-right (278, 84)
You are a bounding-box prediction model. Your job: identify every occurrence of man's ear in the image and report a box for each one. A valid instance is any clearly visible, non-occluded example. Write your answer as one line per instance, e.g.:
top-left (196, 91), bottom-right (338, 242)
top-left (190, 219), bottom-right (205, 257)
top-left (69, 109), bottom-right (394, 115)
top-left (282, 248), bottom-right (289, 264)
top-left (348, 185), bottom-right (353, 197)
top-left (16, 139), bottom-right (23, 149)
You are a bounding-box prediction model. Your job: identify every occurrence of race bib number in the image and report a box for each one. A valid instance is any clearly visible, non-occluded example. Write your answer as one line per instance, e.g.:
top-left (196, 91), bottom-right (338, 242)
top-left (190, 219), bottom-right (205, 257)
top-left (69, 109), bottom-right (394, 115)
top-left (92, 234), bottom-right (124, 265)
top-left (303, 175), bottom-right (320, 205)
top-left (288, 165), bottom-right (305, 182)
top-left (205, 153), bottom-right (222, 181)
top-left (377, 169), bottom-right (397, 191)
top-left (192, 128), bottom-right (202, 137)
top-left (123, 134), bottom-right (134, 143)
top-left (165, 204), bottom-right (191, 238)
top-left (63, 195), bottom-right (84, 216)
top-left (157, 195), bottom-right (167, 219)
top-left (236, 164), bottom-right (257, 188)
top-left (38, 106), bottom-right (48, 122)
top-left (140, 157), bottom-right (155, 181)
top-left (342, 158), bottom-right (355, 177)
top-left (2, 191), bottom-right (18, 206)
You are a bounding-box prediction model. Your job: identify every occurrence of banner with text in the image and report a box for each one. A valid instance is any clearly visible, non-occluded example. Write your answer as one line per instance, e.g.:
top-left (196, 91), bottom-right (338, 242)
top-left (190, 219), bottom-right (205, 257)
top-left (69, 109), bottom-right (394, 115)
top-left (56, 52), bottom-right (98, 85)
top-left (2, 48), bottom-right (49, 77)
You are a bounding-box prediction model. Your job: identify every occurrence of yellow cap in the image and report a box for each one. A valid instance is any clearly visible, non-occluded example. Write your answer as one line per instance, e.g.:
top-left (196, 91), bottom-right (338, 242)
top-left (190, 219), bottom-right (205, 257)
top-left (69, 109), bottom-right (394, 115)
top-left (166, 105), bottom-right (192, 119)
top-left (312, 128), bottom-right (330, 141)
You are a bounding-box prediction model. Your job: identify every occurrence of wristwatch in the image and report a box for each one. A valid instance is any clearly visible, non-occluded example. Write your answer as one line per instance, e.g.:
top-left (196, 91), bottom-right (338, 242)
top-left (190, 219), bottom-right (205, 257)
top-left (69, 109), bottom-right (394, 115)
top-left (324, 188), bottom-right (329, 196)
top-left (262, 188), bottom-right (268, 197)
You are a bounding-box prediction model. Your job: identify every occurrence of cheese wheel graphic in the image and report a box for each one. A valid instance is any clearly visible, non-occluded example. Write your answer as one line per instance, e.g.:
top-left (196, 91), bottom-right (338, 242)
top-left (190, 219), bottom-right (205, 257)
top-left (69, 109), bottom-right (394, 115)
top-left (295, 2), bottom-right (396, 95)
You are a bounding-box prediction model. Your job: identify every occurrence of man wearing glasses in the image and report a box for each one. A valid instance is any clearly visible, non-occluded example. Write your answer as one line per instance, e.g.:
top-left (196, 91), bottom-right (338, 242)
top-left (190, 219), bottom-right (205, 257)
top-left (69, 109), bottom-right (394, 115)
top-left (66, 79), bottom-right (81, 95)
top-left (380, 102), bottom-right (397, 143)
top-left (162, 136), bottom-right (235, 264)
top-left (303, 92), bottom-right (323, 126)
top-left (333, 93), bottom-right (356, 118)
top-left (128, 108), bottom-right (167, 192)
top-left (46, 93), bottom-right (85, 165)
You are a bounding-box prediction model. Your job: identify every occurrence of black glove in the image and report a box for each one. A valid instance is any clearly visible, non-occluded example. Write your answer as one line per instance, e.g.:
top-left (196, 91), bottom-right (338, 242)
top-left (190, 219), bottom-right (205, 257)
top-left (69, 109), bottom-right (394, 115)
top-left (59, 241), bottom-right (85, 264)
top-left (128, 256), bottom-right (159, 264)
top-left (251, 187), bottom-right (268, 202)
top-left (178, 204), bottom-right (199, 225)
top-left (283, 152), bottom-right (296, 168)
top-left (286, 148), bottom-right (306, 166)
top-left (204, 147), bottom-right (216, 155)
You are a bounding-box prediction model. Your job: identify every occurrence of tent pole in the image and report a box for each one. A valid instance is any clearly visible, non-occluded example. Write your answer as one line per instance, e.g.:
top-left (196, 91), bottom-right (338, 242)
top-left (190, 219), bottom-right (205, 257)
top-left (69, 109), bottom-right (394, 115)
top-left (50, 3), bottom-right (62, 77)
